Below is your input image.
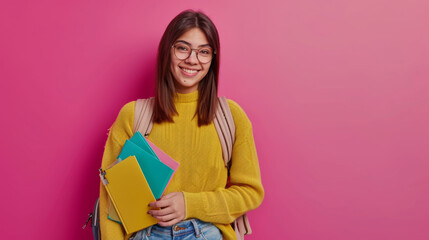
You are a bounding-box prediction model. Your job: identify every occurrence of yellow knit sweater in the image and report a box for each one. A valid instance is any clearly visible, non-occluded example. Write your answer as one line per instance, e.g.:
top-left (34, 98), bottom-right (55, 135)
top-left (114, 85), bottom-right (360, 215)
top-left (99, 91), bottom-right (264, 239)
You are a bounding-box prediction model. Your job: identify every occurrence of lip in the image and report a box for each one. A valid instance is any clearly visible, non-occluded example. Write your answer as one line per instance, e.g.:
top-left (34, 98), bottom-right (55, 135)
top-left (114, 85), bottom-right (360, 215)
top-left (179, 66), bottom-right (200, 77)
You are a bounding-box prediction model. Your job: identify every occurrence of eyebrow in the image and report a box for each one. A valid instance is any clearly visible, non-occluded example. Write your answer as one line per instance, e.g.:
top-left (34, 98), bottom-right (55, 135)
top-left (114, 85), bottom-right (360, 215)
top-left (175, 40), bottom-right (211, 48)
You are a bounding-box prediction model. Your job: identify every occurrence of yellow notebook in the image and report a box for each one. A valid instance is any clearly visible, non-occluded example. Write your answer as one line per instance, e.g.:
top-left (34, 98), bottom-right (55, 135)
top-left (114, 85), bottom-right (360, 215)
top-left (100, 156), bottom-right (158, 234)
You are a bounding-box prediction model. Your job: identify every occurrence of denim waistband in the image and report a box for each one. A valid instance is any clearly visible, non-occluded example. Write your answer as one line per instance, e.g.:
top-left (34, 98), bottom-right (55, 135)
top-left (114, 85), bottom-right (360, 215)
top-left (145, 219), bottom-right (213, 237)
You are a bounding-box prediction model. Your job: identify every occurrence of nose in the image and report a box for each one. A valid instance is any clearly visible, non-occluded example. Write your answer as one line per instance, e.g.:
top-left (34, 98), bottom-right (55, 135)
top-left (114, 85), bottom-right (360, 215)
top-left (185, 50), bottom-right (199, 64)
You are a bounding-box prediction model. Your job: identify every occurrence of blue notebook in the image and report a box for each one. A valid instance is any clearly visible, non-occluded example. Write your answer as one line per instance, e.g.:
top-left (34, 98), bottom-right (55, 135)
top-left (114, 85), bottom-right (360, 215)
top-left (118, 140), bottom-right (174, 200)
top-left (129, 131), bottom-right (158, 160)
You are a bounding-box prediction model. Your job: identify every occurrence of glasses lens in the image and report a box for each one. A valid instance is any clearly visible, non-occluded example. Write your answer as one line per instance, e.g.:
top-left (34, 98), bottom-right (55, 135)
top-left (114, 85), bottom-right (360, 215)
top-left (197, 48), bottom-right (213, 63)
top-left (174, 44), bottom-right (191, 60)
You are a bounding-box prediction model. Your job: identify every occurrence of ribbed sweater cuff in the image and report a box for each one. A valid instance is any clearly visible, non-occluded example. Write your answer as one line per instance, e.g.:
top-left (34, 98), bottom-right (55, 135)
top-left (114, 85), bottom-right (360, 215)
top-left (183, 191), bottom-right (207, 219)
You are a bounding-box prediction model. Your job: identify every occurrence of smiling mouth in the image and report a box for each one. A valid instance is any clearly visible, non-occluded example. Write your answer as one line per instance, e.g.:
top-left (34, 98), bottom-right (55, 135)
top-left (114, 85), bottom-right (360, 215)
top-left (180, 67), bottom-right (199, 74)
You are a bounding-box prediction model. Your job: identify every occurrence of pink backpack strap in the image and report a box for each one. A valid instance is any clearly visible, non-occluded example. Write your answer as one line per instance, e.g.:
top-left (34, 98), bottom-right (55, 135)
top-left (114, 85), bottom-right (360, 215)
top-left (214, 97), bottom-right (252, 239)
top-left (213, 96), bottom-right (236, 167)
top-left (234, 214), bottom-right (252, 239)
top-left (133, 98), bottom-right (155, 136)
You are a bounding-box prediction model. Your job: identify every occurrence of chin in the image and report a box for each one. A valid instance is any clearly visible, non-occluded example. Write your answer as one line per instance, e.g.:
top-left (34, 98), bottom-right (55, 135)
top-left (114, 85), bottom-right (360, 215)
top-left (176, 80), bottom-right (199, 92)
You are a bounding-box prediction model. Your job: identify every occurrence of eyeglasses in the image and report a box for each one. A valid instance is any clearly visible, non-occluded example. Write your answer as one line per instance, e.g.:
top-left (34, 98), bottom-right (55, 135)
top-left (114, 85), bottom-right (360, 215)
top-left (172, 42), bottom-right (215, 64)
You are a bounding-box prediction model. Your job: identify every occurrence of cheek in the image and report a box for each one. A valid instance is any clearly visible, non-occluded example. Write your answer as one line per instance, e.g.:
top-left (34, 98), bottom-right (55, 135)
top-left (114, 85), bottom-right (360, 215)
top-left (201, 63), bottom-right (211, 75)
top-left (170, 59), bottom-right (180, 73)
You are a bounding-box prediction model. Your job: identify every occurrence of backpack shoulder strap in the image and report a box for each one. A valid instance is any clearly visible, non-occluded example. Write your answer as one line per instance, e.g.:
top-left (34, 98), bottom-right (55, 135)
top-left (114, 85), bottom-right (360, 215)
top-left (133, 98), bottom-right (155, 136)
top-left (214, 97), bottom-right (253, 239)
top-left (213, 96), bottom-right (236, 168)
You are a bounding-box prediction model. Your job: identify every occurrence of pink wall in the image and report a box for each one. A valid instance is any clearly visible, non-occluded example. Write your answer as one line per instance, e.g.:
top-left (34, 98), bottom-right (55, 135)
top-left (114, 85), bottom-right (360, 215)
top-left (1, 0), bottom-right (428, 239)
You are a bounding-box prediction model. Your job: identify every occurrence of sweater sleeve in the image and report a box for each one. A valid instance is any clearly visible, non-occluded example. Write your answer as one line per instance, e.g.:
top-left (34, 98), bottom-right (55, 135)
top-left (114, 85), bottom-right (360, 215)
top-left (99, 101), bottom-right (135, 240)
top-left (183, 99), bottom-right (264, 224)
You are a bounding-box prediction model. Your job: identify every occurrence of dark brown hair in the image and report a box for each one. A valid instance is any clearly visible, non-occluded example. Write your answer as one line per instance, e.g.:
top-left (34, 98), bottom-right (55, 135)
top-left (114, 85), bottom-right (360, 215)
top-left (153, 10), bottom-right (220, 126)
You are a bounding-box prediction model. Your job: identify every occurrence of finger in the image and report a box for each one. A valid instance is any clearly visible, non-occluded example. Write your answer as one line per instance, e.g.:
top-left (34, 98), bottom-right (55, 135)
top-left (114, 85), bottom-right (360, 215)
top-left (157, 217), bottom-right (181, 227)
top-left (148, 207), bottom-right (175, 217)
top-left (152, 213), bottom-right (177, 222)
top-left (148, 198), bottom-right (171, 208)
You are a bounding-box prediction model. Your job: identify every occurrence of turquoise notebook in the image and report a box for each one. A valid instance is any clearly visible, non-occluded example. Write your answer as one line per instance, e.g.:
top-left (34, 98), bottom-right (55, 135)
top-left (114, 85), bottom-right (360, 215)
top-left (129, 131), bottom-right (158, 160)
top-left (118, 140), bottom-right (174, 200)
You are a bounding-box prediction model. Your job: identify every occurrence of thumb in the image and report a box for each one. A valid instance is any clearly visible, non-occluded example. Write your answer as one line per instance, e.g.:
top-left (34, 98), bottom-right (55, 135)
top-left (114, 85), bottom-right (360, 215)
top-left (160, 192), bottom-right (179, 200)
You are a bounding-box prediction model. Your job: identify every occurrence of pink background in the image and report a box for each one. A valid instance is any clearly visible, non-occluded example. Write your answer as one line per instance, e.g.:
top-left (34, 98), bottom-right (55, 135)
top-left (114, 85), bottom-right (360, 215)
top-left (1, 0), bottom-right (428, 239)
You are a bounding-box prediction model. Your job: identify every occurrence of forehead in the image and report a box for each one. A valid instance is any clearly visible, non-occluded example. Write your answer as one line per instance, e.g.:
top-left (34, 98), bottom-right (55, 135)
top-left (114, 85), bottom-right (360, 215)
top-left (176, 28), bottom-right (209, 47)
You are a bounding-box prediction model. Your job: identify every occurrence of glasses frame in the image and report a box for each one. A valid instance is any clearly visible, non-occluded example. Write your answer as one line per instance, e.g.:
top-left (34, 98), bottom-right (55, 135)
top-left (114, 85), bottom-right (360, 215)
top-left (171, 43), bottom-right (216, 64)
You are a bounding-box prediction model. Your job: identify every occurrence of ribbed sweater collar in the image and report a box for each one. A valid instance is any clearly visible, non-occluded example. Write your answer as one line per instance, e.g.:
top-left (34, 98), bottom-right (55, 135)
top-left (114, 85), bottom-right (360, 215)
top-left (174, 91), bottom-right (199, 103)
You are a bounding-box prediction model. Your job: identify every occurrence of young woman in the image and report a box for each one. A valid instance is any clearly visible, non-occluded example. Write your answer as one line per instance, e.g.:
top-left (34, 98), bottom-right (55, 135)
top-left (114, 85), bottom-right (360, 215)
top-left (99, 10), bottom-right (264, 240)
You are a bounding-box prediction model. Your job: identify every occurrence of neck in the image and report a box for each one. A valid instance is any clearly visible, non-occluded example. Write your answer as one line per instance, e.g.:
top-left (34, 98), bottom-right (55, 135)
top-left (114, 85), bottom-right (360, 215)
top-left (175, 90), bottom-right (199, 103)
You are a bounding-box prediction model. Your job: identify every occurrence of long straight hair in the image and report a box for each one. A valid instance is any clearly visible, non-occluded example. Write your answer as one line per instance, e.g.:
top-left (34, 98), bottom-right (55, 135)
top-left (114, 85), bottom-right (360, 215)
top-left (153, 10), bottom-right (220, 126)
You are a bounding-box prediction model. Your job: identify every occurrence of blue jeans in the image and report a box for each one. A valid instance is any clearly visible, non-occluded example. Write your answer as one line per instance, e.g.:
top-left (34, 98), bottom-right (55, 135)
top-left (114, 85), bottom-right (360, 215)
top-left (130, 219), bottom-right (222, 240)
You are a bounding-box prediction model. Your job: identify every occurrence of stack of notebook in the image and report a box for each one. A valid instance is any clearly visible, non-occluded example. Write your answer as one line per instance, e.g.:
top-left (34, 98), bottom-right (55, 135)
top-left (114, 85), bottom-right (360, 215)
top-left (99, 132), bottom-right (179, 234)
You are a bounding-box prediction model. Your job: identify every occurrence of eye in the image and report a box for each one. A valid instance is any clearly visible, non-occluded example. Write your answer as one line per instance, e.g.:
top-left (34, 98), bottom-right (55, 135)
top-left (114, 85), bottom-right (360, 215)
top-left (175, 44), bottom-right (190, 52)
top-left (199, 48), bottom-right (212, 56)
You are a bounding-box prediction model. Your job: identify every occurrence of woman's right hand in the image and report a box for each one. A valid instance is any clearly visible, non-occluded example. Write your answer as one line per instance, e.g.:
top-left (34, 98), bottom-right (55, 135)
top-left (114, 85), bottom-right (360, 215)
top-left (148, 192), bottom-right (186, 226)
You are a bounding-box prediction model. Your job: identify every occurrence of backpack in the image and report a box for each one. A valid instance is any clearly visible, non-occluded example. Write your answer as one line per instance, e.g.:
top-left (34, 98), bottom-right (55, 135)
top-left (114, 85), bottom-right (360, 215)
top-left (84, 97), bottom-right (252, 239)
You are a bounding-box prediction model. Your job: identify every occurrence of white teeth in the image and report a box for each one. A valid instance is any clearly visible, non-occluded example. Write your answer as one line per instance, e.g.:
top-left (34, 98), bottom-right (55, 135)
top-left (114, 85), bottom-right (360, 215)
top-left (181, 67), bottom-right (198, 74)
